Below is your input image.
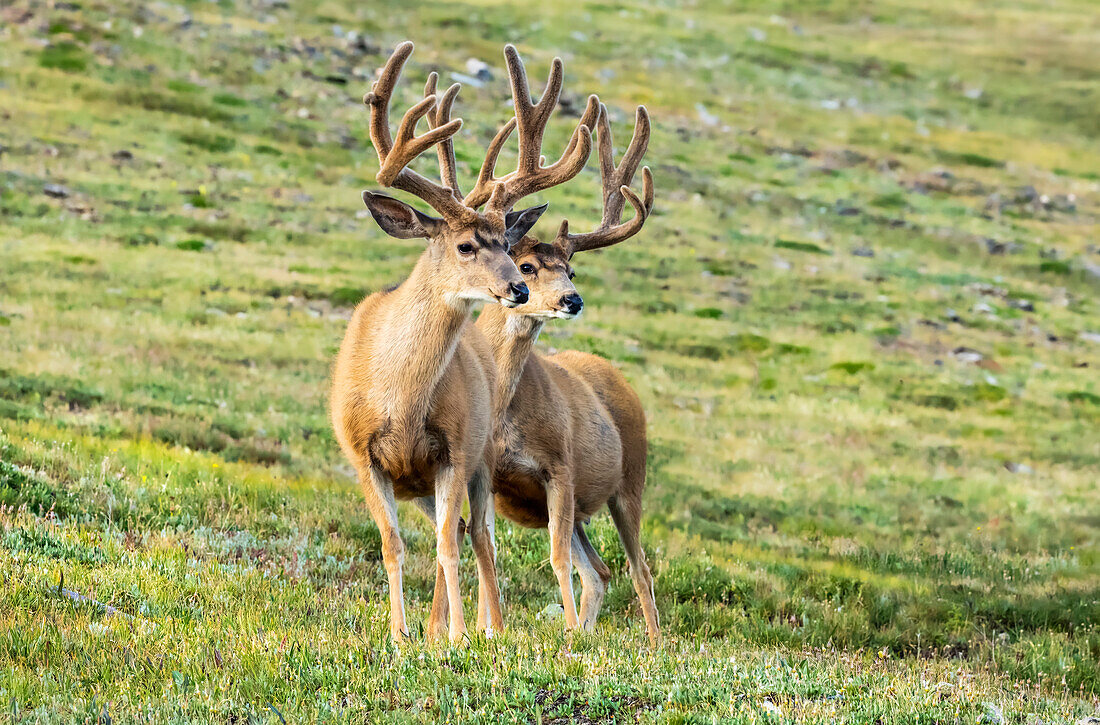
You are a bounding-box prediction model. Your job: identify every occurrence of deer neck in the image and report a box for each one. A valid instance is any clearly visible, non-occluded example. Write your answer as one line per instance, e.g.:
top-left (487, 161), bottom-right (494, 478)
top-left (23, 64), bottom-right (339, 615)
top-left (477, 305), bottom-right (545, 423)
top-left (375, 254), bottom-right (473, 429)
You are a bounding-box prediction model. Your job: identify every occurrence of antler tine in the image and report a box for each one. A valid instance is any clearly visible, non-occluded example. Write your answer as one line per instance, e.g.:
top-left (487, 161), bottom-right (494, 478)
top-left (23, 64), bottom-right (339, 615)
top-left (483, 45), bottom-right (600, 215)
top-left (556, 104), bottom-right (655, 255)
top-left (508, 45), bottom-right (561, 174)
top-left (364, 41), bottom-right (475, 223)
top-left (423, 72), bottom-right (463, 198)
top-left (465, 95), bottom-right (599, 210)
top-left (463, 117), bottom-right (517, 209)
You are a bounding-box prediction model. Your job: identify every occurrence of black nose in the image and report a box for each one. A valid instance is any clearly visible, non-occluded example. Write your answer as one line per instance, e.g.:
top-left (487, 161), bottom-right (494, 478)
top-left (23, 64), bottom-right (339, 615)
top-left (509, 282), bottom-right (529, 304)
top-left (561, 292), bottom-right (583, 315)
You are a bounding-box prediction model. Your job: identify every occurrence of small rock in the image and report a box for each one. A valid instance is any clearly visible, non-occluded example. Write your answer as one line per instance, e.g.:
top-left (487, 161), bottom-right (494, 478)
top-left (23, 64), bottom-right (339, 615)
top-left (345, 32), bottom-right (378, 55)
top-left (981, 702), bottom-right (1005, 724)
top-left (450, 72), bottom-right (484, 88)
top-left (1008, 298), bottom-right (1035, 312)
top-left (1014, 185), bottom-right (1039, 204)
top-left (950, 347), bottom-right (984, 364)
top-left (1004, 462), bottom-right (1033, 475)
top-left (1079, 332), bottom-right (1100, 344)
top-left (944, 308), bottom-right (961, 323)
top-left (111, 149), bottom-right (134, 161)
top-left (983, 238), bottom-right (1022, 255)
top-left (1049, 194), bottom-right (1077, 213)
top-left (465, 58), bottom-right (492, 82)
top-left (747, 27), bottom-right (767, 41)
top-left (43, 183), bottom-right (71, 198)
top-left (760, 700), bottom-right (782, 716)
top-left (852, 246), bottom-right (874, 258)
top-left (772, 256), bottom-right (791, 271)
top-left (537, 603), bottom-right (564, 621)
top-left (695, 103), bottom-right (719, 127)
top-left (972, 302), bottom-right (995, 315)
top-left (556, 94), bottom-right (584, 118)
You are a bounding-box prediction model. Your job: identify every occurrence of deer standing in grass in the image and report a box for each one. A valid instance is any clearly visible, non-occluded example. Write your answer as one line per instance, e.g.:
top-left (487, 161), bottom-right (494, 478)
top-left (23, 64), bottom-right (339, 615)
top-left (330, 41), bottom-right (597, 644)
top-left (424, 76), bottom-right (661, 644)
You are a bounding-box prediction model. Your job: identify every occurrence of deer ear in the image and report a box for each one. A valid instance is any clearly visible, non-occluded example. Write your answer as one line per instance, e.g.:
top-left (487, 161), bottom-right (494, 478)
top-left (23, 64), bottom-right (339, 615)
top-left (504, 202), bottom-right (549, 248)
top-left (553, 219), bottom-right (575, 259)
top-left (361, 191), bottom-right (444, 239)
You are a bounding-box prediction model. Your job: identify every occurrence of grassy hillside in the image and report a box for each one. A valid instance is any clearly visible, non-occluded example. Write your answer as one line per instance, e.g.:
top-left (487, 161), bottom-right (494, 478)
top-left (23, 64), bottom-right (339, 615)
top-left (1, 0), bottom-right (1098, 721)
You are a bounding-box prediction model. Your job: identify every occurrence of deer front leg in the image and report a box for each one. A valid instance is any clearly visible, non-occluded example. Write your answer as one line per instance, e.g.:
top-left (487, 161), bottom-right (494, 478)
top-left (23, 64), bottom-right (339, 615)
top-left (546, 480), bottom-right (579, 631)
top-left (361, 466), bottom-right (408, 643)
top-left (435, 465), bottom-right (468, 644)
top-left (412, 496), bottom-right (454, 642)
top-left (467, 461), bottom-right (503, 635)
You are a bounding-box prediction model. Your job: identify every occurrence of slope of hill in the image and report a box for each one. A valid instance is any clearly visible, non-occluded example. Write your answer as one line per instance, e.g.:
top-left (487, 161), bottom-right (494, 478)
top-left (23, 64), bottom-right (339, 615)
top-left (1, 0), bottom-right (1098, 721)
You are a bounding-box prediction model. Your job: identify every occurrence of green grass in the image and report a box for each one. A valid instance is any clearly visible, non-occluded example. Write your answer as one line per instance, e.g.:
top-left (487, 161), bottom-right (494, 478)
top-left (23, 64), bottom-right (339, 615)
top-left (1, 0), bottom-right (1099, 721)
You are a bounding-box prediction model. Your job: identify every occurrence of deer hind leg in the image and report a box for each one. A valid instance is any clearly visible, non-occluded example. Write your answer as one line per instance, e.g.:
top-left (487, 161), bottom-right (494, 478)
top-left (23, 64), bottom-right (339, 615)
top-left (467, 461), bottom-right (504, 635)
top-left (434, 465), bottom-right (469, 643)
top-left (362, 466), bottom-right (409, 643)
top-left (546, 481), bottom-right (579, 630)
top-left (608, 495), bottom-right (660, 646)
top-left (572, 523), bottom-right (611, 632)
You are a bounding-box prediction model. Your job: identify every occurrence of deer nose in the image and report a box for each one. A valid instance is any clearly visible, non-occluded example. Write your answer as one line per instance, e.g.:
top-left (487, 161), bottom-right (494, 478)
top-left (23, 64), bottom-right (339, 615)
top-left (509, 282), bottom-right (529, 305)
top-left (561, 292), bottom-right (583, 315)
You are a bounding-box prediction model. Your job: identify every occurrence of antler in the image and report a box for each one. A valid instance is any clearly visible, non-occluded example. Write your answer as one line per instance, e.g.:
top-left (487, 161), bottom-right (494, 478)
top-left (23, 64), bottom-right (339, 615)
top-left (423, 71), bottom-right (463, 198)
top-left (555, 104), bottom-right (654, 255)
top-left (365, 41), bottom-right (477, 224)
top-left (463, 44), bottom-right (601, 215)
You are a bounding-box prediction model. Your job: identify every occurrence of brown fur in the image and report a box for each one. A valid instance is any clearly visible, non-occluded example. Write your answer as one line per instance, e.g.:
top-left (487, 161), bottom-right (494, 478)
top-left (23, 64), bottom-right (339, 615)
top-left (422, 97), bottom-right (660, 644)
top-left (334, 40), bottom-right (602, 644)
top-left (427, 236), bottom-right (660, 645)
top-left (481, 294), bottom-right (659, 645)
top-left (331, 227), bottom-right (525, 644)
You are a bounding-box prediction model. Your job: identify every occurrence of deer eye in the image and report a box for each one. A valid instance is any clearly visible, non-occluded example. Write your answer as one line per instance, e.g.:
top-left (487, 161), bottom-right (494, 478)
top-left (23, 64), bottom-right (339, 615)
top-left (519, 263), bottom-right (536, 275)
top-left (457, 243), bottom-right (475, 256)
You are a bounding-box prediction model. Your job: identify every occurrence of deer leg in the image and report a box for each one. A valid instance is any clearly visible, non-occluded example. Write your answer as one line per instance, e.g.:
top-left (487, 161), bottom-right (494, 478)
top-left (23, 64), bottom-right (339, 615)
top-left (572, 523), bottom-right (611, 631)
top-left (546, 481), bottom-right (579, 630)
top-left (361, 466), bottom-right (408, 643)
top-left (467, 461), bottom-right (503, 635)
top-left (608, 495), bottom-right (660, 646)
top-left (435, 465), bottom-right (468, 644)
top-left (412, 496), bottom-right (453, 641)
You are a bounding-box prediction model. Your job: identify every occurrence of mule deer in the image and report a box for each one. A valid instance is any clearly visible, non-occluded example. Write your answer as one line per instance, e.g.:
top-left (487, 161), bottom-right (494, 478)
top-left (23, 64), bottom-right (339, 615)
top-left (331, 41), bottom-right (597, 643)
top-left (429, 102), bottom-right (660, 644)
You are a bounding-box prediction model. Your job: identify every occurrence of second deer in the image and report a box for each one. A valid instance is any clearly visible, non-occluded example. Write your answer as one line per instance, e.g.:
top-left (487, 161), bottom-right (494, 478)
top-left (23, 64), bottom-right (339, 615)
top-left (427, 85), bottom-right (661, 644)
